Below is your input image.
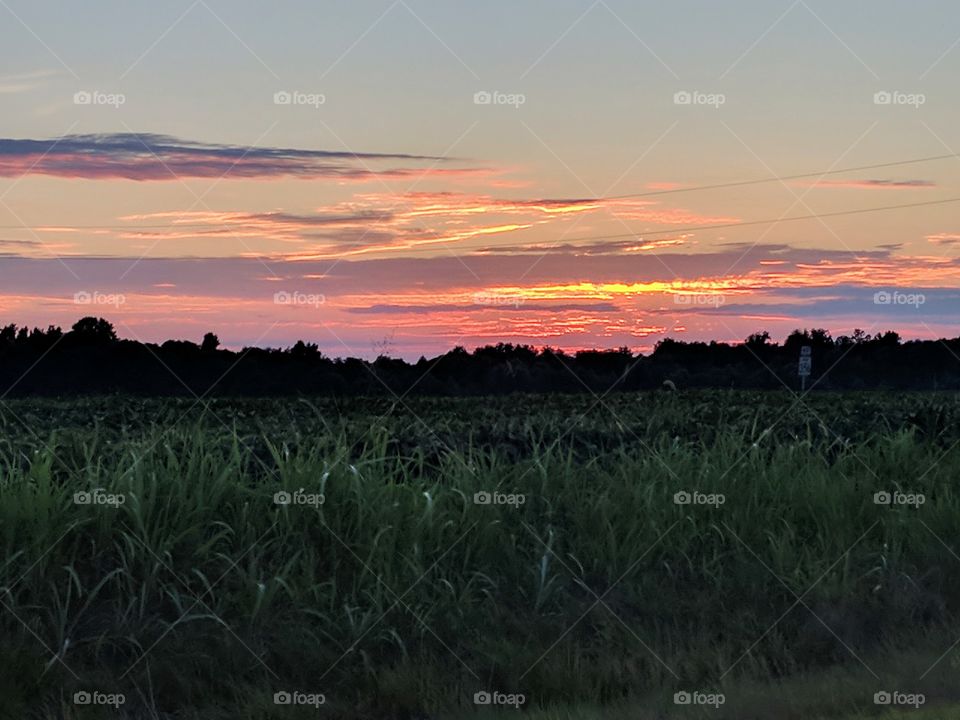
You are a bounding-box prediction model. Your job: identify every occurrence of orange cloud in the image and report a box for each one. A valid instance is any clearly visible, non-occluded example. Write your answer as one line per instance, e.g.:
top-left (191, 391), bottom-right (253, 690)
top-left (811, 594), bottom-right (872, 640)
top-left (96, 192), bottom-right (738, 260)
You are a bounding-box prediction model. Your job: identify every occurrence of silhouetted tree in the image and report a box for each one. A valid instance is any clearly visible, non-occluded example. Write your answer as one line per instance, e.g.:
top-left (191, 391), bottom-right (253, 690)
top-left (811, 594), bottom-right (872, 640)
top-left (873, 330), bottom-right (901, 348)
top-left (201, 332), bottom-right (220, 353)
top-left (69, 317), bottom-right (117, 344)
top-left (0, 317), bottom-right (958, 396)
top-left (290, 340), bottom-right (320, 358)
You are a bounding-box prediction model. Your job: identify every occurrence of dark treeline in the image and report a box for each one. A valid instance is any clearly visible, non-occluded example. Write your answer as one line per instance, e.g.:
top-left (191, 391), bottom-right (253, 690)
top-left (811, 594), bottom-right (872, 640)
top-left (2, 318), bottom-right (959, 396)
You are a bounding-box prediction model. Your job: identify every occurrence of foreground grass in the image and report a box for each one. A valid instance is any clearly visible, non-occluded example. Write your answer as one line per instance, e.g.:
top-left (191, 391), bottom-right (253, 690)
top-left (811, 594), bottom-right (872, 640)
top-left (482, 704), bottom-right (960, 720)
top-left (478, 639), bottom-right (960, 718)
top-left (0, 392), bottom-right (958, 718)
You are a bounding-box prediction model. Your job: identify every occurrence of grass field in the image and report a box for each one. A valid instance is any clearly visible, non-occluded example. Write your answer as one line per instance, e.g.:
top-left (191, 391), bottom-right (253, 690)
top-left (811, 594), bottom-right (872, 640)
top-left (1, 391), bottom-right (959, 718)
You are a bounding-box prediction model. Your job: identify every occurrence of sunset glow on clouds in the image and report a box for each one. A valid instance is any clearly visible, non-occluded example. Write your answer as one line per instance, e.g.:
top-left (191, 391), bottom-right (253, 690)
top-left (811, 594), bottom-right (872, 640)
top-left (2, 1), bottom-right (960, 357)
top-left (86, 190), bottom-right (740, 259)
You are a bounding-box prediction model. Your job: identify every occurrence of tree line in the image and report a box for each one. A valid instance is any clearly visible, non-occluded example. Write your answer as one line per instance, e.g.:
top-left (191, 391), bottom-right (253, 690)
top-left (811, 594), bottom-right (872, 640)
top-left (0, 317), bottom-right (958, 396)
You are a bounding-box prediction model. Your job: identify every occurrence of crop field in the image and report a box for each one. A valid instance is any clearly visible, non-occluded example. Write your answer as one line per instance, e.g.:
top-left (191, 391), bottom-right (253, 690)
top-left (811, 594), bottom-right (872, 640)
top-left (2, 391), bottom-right (960, 719)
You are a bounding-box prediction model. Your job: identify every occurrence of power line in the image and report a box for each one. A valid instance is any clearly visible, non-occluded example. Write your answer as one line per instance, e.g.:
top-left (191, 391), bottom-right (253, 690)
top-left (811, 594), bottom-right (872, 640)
top-left (0, 152), bottom-right (956, 232)
top-left (557, 196), bottom-right (960, 244)
top-left (603, 153), bottom-right (960, 200)
top-left (2, 195), bottom-right (955, 247)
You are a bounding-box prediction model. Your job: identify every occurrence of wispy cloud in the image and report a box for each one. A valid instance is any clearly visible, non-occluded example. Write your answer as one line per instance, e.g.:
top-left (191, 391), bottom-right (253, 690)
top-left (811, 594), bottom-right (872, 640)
top-left (800, 178), bottom-right (936, 190)
top-left (927, 233), bottom-right (960, 246)
top-left (345, 301), bottom-right (620, 314)
top-left (105, 192), bottom-right (737, 258)
top-left (0, 238), bottom-right (39, 251)
top-left (0, 133), bottom-right (484, 181)
top-left (0, 69), bottom-right (57, 95)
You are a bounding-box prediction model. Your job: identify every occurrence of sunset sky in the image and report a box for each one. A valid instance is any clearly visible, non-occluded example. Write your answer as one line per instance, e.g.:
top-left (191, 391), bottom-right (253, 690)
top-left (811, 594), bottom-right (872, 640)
top-left (2, 1), bottom-right (959, 358)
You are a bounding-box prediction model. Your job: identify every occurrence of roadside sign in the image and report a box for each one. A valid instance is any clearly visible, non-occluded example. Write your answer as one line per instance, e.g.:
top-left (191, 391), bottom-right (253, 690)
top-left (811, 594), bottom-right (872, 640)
top-left (799, 346), bottom-right (812, 390)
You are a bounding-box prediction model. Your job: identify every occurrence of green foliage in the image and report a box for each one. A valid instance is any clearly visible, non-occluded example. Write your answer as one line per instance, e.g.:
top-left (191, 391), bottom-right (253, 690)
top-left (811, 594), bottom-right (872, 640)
top-left (0, 391), bottom-right (959, 718)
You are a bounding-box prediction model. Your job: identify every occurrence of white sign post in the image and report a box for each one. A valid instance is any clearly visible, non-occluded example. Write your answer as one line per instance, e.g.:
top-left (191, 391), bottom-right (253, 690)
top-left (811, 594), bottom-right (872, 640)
top-left (798, 346), bottom-right (812, 391)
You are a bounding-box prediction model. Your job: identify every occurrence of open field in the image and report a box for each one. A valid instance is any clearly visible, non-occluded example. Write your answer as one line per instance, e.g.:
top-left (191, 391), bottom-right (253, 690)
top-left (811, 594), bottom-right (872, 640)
top-left (1, 391), bottom-right (960, 718)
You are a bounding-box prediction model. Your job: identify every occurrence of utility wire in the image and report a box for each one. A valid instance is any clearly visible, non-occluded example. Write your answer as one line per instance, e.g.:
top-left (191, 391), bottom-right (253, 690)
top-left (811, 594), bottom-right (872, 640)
top-left (558, 196), bottom-right (960, 244)
top-left (603, 152), bottom-right (960, 200)
top-left (0, 152), bottom-right (956, 232)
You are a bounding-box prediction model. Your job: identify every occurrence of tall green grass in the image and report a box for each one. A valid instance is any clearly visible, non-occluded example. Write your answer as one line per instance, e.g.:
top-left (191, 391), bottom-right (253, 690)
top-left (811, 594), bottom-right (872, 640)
top-left (0, 392), bottom-right (958, 718)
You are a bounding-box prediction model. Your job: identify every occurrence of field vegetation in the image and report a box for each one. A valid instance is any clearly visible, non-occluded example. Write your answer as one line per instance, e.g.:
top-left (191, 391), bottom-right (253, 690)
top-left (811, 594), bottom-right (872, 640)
top-left (1, 391), bottom-right (959, 718)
